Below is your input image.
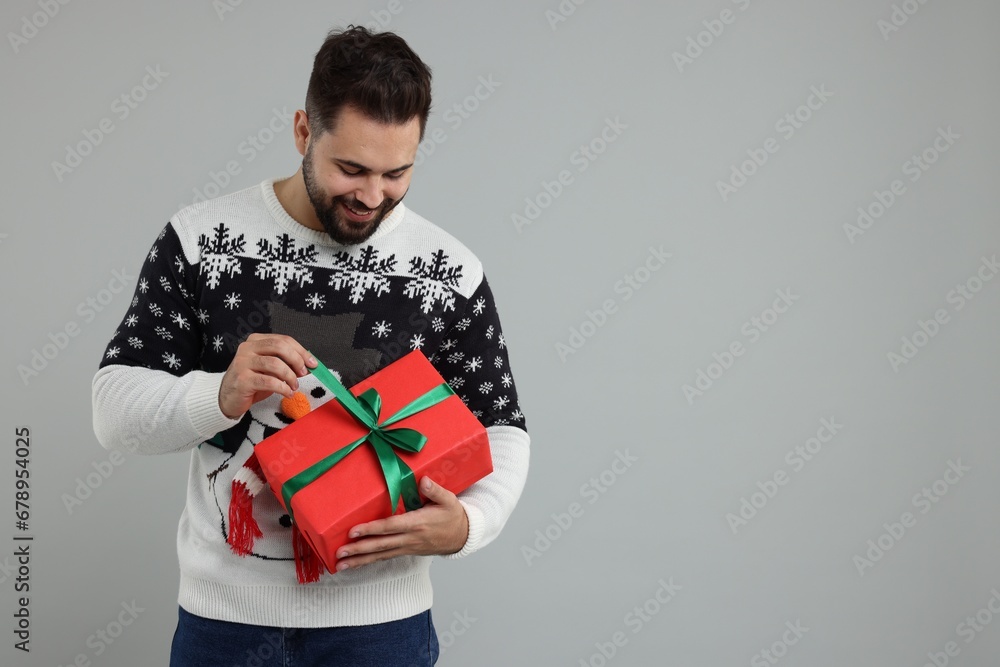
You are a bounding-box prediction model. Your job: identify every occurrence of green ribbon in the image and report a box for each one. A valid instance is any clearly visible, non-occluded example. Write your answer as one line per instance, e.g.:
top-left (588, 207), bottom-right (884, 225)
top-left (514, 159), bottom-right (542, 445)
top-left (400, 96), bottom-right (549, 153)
top-left (278, 353), bottom-right (455, 529)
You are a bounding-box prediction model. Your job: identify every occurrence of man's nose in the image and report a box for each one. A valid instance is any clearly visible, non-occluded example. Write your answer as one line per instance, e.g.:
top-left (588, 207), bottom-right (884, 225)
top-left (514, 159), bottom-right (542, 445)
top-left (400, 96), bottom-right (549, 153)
top-left (355, 176), bottom-right (383, 209)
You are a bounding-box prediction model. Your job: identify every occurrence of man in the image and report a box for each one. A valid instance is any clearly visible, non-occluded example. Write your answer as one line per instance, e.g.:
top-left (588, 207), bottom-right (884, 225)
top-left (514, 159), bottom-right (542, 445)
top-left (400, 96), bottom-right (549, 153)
top-left (91, 25), bottom-right (530, 666)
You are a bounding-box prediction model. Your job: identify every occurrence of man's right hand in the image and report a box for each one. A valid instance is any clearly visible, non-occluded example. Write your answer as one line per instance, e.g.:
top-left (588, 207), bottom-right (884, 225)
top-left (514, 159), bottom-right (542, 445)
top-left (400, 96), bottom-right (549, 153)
top-left (218, 333), bottom-right (318, 420)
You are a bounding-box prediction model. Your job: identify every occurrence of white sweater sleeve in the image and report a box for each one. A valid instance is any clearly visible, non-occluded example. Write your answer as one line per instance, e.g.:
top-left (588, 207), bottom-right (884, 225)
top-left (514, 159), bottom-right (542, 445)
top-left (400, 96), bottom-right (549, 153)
top-left (440, 425), bottom-right (530, 559)
top-left (91, 364), bottom-right (245, 455)
top-left (430, 269), bottom-right (532, 560)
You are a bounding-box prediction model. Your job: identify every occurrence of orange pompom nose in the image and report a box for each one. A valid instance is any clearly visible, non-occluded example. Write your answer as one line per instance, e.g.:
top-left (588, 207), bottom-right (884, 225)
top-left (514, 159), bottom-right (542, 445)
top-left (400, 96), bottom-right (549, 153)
top-left (280, 392), bottom-right (312, 421)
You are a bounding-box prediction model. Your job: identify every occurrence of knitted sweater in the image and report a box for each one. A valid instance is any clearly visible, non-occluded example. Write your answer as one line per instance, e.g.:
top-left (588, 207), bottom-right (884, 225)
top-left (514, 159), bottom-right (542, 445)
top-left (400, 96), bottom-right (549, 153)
top-left (90, 176), bottom-right (530, 628)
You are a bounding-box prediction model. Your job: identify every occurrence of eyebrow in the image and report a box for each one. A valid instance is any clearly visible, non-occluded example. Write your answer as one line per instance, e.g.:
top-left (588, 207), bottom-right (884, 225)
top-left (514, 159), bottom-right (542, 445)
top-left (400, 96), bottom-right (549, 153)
top-left (334, 158), bottom-right (412, 174)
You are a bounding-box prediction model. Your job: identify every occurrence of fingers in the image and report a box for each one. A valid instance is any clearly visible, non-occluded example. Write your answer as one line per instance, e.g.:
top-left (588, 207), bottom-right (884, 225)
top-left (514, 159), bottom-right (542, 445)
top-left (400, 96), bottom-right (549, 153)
top-left (236, 334), bottom-right (319, 395)
top-left (336, 501), bottom-right (466, 568)
top-left (337, 499), bottom-right (465, 564)
top-left (245, 366), bottom-right (298, 398)
top-left (338, 534), bottom-right (402, 560)
top-left (349, 513), bottom-right (414, 539)
top-left (337, 520), bottom-right (427, 569)
top-left (247, 354), bottom-right (303, 393)
top-left (343, 481), bottom-right (456, 543)
top-left (336, 544), bottom-right (408, 571)
top-left (243, 333), bottom-right (317, 377)
top-left (219, 334), bottom-right (320, 417)
top-left (418, 476), bottom-right (456, 505)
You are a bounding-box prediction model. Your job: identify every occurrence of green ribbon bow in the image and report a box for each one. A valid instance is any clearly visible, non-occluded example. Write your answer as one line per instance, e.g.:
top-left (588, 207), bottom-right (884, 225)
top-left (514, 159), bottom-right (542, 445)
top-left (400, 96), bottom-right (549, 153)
top-left (279, 354), bottom-right (456, 529)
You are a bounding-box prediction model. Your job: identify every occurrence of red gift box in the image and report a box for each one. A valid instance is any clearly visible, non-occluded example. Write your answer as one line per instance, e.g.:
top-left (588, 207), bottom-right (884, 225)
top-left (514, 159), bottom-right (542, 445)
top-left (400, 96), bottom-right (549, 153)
top-left (253, 349), bottom-right (493, 579)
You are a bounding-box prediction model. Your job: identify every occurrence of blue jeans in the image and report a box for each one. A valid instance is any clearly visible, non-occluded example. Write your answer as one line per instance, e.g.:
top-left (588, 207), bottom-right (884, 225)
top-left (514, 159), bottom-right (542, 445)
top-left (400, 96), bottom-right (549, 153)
top-left (169, 604), bottom-right (439, 667)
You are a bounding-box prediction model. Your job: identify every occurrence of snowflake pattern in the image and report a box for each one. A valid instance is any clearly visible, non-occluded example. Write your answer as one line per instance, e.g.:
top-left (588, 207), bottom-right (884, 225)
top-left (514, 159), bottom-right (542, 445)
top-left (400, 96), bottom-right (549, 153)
top-left (198, 223), bottom-right (245, 289)
top-left (170, 312), bottom-right (191, 330)
top-left (412, 283), bottom-right (526, 428)
top-left (255, 234), bottom-right (317, 295)
top-left (329, 246), bottom-right (396, 304)
top-left (103, 229), bottom-right (527, 436)
top-left (305, 293), bottom-right (326, 310)
top-left (402, 249), bottom-right (463, 313)
top-left (148, 246), bottom-right (158, 262)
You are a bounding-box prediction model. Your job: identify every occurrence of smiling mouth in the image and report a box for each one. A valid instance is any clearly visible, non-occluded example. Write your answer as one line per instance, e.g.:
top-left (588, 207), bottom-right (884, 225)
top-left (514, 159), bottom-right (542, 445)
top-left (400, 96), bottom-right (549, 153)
top-left (342, 201), bottom-right (375, 221)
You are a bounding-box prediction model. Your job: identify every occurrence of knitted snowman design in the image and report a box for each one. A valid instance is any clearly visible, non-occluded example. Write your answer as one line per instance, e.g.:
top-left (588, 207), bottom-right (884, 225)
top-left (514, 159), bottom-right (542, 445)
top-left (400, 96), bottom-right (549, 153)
top-left (216, 368), bottom-right (342, 584)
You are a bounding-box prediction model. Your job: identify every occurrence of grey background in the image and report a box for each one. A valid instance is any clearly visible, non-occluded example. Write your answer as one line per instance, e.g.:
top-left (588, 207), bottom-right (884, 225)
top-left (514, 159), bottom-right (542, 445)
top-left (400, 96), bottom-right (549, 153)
top-left (3, 0), bottom-right (999, 665)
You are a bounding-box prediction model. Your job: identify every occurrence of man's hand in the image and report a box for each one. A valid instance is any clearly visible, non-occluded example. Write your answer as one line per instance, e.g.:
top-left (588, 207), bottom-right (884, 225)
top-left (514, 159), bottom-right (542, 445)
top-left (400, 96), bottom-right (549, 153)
top-left (218, 333), bottom-right (318, 419)
top-left (334, 477), bottom-right (469, 571)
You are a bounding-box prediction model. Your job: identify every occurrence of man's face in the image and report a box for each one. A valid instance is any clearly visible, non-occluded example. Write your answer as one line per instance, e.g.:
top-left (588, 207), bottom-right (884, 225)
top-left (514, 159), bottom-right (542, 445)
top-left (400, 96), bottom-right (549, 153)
top-left (301, 105), bottom-right (420, 245)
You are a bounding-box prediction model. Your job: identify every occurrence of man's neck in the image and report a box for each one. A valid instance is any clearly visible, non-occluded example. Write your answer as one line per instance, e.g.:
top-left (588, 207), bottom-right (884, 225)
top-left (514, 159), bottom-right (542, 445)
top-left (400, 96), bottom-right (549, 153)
top-left (273, 170), bottom-right (324, 233)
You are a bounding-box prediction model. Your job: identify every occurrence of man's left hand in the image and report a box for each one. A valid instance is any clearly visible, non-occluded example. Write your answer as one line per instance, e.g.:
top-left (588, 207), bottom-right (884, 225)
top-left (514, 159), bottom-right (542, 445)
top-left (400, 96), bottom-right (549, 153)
top-left (335, 476), bottom-right (468, 571)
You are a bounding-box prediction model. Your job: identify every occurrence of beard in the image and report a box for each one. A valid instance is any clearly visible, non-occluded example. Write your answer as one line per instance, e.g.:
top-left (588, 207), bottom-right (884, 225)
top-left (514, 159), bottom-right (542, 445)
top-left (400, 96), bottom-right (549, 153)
top-left (301, 146), bottom-right (405, 246)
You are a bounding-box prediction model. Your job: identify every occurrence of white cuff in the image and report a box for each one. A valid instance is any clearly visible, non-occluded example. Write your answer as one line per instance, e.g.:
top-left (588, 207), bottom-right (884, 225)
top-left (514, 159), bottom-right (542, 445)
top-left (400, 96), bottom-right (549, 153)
top-left (185, 370), bottom-right (245, 437)
top-left (440, 500), bottom-right (486, 560)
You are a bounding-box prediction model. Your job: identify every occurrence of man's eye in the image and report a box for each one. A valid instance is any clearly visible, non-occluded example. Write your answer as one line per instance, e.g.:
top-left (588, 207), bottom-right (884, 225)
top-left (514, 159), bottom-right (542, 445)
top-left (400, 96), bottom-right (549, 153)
top-left (340, 167), bottom-right (361, 176)
top-left (387, 172), bottom-right (405, 180)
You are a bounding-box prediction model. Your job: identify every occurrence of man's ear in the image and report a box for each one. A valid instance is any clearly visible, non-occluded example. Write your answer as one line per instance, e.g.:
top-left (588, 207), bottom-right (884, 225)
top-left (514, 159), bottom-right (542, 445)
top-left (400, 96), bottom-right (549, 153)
top-left (294, 110), bottom-right (311, 156)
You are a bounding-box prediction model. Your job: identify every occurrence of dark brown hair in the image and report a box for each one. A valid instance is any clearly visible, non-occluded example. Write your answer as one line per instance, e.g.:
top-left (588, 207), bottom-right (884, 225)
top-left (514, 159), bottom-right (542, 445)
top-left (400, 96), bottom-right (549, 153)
top-left (305, 25), bottom-right (433, 141)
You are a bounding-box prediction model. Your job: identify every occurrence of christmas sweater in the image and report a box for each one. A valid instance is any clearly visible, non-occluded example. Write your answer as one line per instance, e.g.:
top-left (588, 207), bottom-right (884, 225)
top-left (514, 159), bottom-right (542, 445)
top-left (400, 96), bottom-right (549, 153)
top-left (90, 177), bottom-right (530, 628)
